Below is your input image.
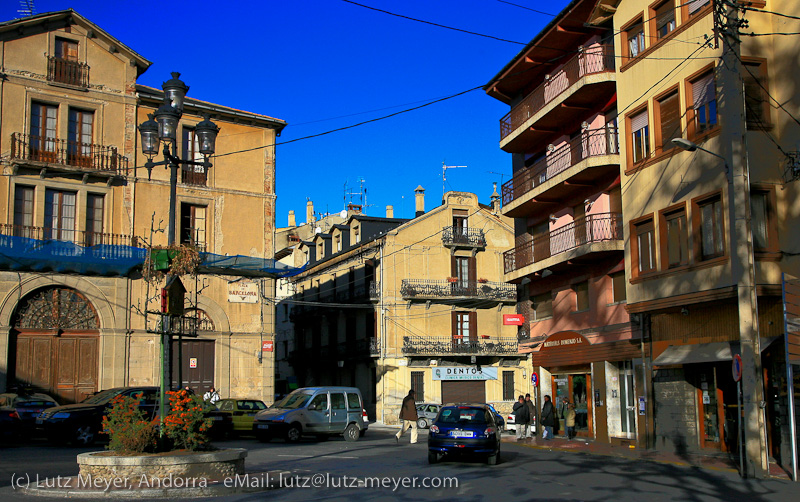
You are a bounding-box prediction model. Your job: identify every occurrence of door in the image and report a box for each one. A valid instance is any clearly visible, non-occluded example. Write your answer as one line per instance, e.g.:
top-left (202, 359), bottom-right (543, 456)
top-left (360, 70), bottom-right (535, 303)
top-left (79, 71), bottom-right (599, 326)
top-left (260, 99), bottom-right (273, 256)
top-left (696, 366), bottom-right (725, 450)
top-left (30, 102), bottom-right (57, 163)
top-left (44, 189), bottom-right (76, 242)
top-left (573, 203), bottom-right (586, 246)
top-left (171, 339), bottom-right (215, 395)
top-left (553, 373), bottom-right (593, 437)
top-left (618, 361), bottom-right (637, 438)
top-left (440, 381), bottom-right (486, 404)
top-left (305, 392), bottom-right (331, 433)
top-left (329, 392), bottom-right (348, 432)
top-left (67, 108), bottom-right (93, 167)
top-left (532, 221), bottom-right (551, 262)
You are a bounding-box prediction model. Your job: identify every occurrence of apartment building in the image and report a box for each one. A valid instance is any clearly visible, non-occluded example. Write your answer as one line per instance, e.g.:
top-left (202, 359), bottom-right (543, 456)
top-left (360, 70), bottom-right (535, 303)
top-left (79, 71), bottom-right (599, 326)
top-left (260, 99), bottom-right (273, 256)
top-left (485, 0), bottom-right (644, 445)
top-left (0, 10), bottom-right (287, 413)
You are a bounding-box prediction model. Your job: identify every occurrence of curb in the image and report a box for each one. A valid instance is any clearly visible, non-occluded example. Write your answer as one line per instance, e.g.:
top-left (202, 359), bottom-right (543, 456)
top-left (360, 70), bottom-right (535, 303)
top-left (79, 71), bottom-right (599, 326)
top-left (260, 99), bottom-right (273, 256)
top-left (18, 470), bottom-right (291, 499)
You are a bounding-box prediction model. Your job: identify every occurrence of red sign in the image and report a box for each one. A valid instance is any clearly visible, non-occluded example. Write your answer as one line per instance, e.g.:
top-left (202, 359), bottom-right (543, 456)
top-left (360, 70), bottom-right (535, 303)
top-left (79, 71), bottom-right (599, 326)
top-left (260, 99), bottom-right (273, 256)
top-left (262, 341), bottom-right (274, 352)
top-left (732, 354), bottom-right (743, 382)
top-left (503, 314), bottom-right (525, 326)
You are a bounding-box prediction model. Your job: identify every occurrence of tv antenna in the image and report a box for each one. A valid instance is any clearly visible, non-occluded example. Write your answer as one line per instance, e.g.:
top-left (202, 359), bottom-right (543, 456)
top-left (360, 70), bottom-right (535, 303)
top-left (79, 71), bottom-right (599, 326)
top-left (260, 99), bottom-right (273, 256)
top-left (487, 171), bottom-right (507, 186)
top-left (17, 0), bottom-right (36, 17)
top-left (343, 177), bottom-right (370, 213)
top-left (442, 162), bottom-right (466, 197)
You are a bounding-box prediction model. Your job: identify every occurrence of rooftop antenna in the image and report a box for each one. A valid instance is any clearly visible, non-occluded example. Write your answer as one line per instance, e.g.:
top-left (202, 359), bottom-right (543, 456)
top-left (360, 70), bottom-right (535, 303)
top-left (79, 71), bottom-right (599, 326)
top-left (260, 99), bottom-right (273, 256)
top-left (442, 161), bottom-right (466, 198)
top-left (17, 0), bottom-right (36, 17)
top-left (487, 171), bottom-right (507, 186)
top-left (343, 177), bottom-right (371, 214)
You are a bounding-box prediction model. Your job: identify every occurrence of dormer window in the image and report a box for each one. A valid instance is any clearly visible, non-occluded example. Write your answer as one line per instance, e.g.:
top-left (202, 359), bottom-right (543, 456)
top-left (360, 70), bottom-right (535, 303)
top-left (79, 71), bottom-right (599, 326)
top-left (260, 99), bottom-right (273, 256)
top-left (335, 235), bottom-right (342, 252)
top-left (354, 226), bottom-right (361, 243)
top-left (318, 242), bottom-right (324, 258)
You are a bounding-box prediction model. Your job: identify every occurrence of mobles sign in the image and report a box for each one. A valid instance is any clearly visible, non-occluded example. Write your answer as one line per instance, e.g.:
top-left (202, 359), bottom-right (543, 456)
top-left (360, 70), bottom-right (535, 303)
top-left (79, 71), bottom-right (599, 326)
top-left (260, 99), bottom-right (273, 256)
top-left (540, 332), bottom-right (590, 351)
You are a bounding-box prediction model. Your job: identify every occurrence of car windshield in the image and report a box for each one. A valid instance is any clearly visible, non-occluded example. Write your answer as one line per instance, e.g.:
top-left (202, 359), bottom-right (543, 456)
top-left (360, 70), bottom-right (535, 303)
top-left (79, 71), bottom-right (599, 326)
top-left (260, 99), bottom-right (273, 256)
top-left (81, 389), bottom-right (122, 405)
top-left (272, 391), bottom-right (313, 409)
top-left (438, 408), bottom-right (487, 424)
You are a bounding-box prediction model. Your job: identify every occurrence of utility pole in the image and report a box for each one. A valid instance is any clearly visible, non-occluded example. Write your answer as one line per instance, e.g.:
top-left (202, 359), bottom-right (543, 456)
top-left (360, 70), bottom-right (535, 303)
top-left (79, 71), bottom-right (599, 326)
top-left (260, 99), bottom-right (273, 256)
top-left (714, 0), bottom-right (768, 478)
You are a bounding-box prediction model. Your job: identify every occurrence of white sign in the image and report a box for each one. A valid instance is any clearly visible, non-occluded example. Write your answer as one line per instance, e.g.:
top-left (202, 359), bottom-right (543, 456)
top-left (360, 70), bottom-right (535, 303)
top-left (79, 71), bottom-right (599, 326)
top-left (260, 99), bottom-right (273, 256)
top-left (189, 358), bottom-right (197, 369)
top-left (228, 281), bottom-right (258, 303)
top-left (432, 366), bottom-right (498, 381)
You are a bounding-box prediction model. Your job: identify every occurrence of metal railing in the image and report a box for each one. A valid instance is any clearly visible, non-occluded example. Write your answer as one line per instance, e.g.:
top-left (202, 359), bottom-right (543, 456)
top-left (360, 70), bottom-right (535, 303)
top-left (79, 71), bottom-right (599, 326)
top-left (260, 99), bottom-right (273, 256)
top-left (181, 168), bottom-right (207, 186)
top-left (501, 126), bottom-right (619, 206)
top-left (503, 212), bottom-right (623, 274)
top-left (47, 56), bottom-right (89, 87)
top-left (402, 335), bottom-right (518, 355)
top-left (500, 45), bottom-right (615, 141)
top-left (0, 224), bottom-right (140, 248)
top-left (369, 282), bottom-right (379, 301)
top-left (400, 279), bottom-right (515, 301)
top-left (442, 226), bottom-right (486, 247)
top-left (10, 132), bottom-right (128, 174)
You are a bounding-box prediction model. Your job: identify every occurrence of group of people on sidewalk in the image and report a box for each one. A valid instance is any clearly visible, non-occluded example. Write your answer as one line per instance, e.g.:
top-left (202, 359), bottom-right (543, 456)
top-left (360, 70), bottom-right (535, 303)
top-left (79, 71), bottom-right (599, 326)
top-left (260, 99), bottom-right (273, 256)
top-left (513, 394), bottom-right (576, 441)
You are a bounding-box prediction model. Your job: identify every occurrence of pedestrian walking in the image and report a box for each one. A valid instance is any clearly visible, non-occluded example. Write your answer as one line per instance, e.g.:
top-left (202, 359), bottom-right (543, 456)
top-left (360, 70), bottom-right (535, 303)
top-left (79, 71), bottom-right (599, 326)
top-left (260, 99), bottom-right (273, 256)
top-left (512, 395), bottom-right (530, 440)
top-left (395, 389), bottom-right (419, 444)
top-left (564, 400), bottom-right (576, 440)
top-left (524, 393), bottom-right (537, 439)
top-left (541, 395), bottom-right (555, 440)
top-left (203, 386), bottom-right (220, 405)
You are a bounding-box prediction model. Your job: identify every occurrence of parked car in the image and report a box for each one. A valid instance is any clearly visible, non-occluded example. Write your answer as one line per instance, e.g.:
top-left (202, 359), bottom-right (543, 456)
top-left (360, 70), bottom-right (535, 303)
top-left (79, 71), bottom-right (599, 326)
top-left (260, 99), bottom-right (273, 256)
top-left (0, 407), bottom-right (22, 444)
top-left (485, 404), bottom-right (506, 431)
top-left (253, 387), bottom-right (367, 442)
top-left (427, 404), bottom-right (501, 465)
top-left (0, 392), bottom-right (59, 436)
top-left (207, 399), bottom-right (268, 438)
top-left (415, 403), bottom-right (442, 429)
top-left (36, 387), bottom-right (159, 446)
top-left (505, 411), bottom-right (535, 434)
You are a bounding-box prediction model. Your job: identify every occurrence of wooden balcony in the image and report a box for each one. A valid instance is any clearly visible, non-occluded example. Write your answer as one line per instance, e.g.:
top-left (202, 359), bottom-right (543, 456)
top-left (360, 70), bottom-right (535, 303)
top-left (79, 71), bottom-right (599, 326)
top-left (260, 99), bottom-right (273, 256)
top-left (400, 279), bottom-right (515, 303)
top-left (441, 226), bottom-right (486, 249)
top-left (47, 56), bottom-right (89, 88)
top-left (402, 335), bottom-right (518, 356)
top-left (10, 132), bottom-right (128, 176)
top-left (503, 212), bottom-right (623, 280)
top-left (501, 126), bottom-right (620, 218)
top-left (499, 45), bottom-right (616, 153)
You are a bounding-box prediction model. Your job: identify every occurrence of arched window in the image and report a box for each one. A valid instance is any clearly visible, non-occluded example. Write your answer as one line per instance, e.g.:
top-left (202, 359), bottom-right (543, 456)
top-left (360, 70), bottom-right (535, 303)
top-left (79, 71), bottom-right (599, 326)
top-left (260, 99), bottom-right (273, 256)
top-left (14, 288), bottom-right (99, 330)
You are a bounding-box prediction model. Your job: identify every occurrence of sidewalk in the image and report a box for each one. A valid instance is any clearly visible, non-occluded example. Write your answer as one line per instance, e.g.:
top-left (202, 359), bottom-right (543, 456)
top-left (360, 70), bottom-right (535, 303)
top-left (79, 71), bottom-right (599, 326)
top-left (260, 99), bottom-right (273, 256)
top-left (501, 434), bottom-right (791, 481)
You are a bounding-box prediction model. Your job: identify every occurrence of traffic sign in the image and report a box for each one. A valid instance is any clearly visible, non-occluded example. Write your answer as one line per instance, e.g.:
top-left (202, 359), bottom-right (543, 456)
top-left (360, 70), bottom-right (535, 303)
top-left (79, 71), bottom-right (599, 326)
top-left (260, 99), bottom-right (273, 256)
top-left (531, 371), bottom-right (539, 387)
top-left (732, 354), bottom-right (743, 382)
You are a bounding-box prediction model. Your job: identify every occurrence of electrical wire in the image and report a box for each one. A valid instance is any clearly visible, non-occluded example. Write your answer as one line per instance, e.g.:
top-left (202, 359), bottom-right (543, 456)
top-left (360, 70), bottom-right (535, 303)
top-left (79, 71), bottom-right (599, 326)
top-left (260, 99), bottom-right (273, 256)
top-left (495, 0), bottom-right (557, 17)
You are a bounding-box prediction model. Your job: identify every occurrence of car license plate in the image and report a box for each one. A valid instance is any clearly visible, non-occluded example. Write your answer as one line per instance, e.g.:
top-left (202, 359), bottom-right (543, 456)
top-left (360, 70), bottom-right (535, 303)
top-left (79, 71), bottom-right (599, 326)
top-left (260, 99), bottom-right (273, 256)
top-left (257, 424), bottom-right (269, 429)
top-left (213, 416), bottom-right (222, 421)
top-left (450, 431), bottom-right (473, 438)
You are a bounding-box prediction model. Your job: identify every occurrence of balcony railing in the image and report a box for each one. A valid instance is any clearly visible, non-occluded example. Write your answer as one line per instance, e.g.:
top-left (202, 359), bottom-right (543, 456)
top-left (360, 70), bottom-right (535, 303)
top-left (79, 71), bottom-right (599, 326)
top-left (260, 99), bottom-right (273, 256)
top-left (181, 168), bottom-right (207, 186)
top-left (442, 226), bottom-right (486, 248)
top-left (10, 133), bottom-right (128, 175)
top-left (369, 282), bottom-right (379, 301)
top-left (47, 56), bottom-right (89, 87)
top-left (504, 212), bottom-right (623, 274)
top-left (500, 44), bottom-right (615, 141)
top-left (400, 279), bottom-right (515, 301)
top-left (501, 126), bottom-right (619, 206)
top-left (402, 336), bottom-right (518, 355)
top-left (0, 224), bottom-right (140, 248)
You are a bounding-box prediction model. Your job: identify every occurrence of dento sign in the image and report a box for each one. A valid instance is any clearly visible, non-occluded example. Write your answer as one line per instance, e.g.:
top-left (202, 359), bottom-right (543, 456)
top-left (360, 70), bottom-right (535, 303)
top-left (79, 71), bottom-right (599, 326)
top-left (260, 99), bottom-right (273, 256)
top-left (432, 366), bottom-right (498, 380)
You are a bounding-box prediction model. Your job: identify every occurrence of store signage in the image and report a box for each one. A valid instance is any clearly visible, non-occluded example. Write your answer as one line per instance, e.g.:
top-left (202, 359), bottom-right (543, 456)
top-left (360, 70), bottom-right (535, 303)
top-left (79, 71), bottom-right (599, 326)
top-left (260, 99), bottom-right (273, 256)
top-left (262, 341), bottom-right (273, 352)
top-left (540, 331), bottom-right (590, 350)
top-left (432, 366), bottom-right (498, 381)
top-left (503, 314), bottom-right (525, 325)
top-left (228, 281), bottom-right (258, 303)
top-left (189, 358), bottom-right (197, 369)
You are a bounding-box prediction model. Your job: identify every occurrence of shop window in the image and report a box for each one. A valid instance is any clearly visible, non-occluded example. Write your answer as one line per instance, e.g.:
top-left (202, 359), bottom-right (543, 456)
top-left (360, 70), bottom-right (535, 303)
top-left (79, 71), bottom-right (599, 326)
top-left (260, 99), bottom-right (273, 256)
top-left (656, 89), bottom-right (681, 153)
top-left (573, 281), bottom-right (589, 312)
top-left (689, 72), bottom-right (717, 136)
top-left (531, 292), bottom-right (553, 321)
top-left (652, 0), bottom-right (676, 40)
top-left (661, 205), bottom-right (688, 268)
top-left (743, 60), bottom-right (771, 129)
top-left (633, 218), bottom-right (656, 274)
top-left (693, 193), bottom-right (724, 261)
top-left (610, 271), bottom-right (627, 303)
top-left (502, 372), bottom-right (515, 401)
top-left (629, 109), bottom-right (650, 164)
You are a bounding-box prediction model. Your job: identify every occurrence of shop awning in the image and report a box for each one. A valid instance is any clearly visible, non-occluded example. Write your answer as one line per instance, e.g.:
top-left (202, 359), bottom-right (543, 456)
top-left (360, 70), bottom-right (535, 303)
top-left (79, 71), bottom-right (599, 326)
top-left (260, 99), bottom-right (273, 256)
top-left (653, 337), bottom-right (779, 366)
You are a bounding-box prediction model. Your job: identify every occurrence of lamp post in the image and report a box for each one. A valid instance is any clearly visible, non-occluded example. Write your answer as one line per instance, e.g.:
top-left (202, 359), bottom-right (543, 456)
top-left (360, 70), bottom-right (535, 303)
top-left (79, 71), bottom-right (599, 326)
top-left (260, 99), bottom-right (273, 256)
top-left (137, 72), bottom-right (220, 437)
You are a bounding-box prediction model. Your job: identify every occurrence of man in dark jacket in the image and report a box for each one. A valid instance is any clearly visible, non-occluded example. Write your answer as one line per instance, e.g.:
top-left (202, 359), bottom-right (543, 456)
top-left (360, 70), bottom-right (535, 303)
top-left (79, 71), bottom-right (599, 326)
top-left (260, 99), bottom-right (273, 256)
top-left (541, 394), bottom-right (555, 440)
top-left (512, 395), bottom-right (530, 440)
top-left (524, 393), bottom-right (537, 438)
top-left (395, 390), bottom-right (419, 444)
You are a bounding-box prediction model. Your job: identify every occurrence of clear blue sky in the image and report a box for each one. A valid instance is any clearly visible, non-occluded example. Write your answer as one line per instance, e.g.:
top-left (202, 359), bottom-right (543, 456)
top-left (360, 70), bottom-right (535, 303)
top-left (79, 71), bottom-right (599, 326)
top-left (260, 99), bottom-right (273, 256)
top-left (2, 0), bottom-right (571, 224)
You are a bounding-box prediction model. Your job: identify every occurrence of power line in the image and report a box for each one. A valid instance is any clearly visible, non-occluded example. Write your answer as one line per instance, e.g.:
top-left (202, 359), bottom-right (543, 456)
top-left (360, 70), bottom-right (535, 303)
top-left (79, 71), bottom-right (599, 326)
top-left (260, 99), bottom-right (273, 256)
top-left (742, 6), bottom-right (800, 22)
top-left (732, 49), bottom-right (800, 129)
top-left (495, 0), bottom-right (557, 17)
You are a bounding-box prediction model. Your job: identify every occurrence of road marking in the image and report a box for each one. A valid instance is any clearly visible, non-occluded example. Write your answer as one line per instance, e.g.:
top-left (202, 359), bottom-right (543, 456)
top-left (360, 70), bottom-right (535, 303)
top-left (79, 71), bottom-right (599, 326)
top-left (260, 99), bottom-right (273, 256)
top-left (277, 454), bottom-right (359, 459)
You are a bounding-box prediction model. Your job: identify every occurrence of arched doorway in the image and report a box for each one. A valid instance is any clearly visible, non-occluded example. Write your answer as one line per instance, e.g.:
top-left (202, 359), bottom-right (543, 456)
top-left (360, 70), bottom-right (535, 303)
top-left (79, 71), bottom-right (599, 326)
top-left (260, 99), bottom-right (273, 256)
top-left (170, 309), bottom-right (216, 395)
top-left (10, 287), bottom-right (100, 404)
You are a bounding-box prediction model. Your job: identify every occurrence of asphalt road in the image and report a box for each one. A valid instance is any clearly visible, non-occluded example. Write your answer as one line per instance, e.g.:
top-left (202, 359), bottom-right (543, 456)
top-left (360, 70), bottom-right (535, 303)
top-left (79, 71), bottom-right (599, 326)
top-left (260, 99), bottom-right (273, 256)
top-left (0, 427), bottom-right (796, 501)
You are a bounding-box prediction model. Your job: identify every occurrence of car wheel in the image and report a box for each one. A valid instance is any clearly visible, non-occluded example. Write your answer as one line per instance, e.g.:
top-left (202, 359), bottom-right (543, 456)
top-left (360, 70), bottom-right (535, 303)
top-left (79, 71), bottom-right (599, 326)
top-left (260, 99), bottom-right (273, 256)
top-left (74, 425), bottom-right (96, 446)
top-left (344, 423), bottom-right (360, 442)
top-left (416, 418), bottom-right (427, 429)
top-left (428, 452), bottom-right (439, 464)
top-left (286, 424), bottom-right (302, 442)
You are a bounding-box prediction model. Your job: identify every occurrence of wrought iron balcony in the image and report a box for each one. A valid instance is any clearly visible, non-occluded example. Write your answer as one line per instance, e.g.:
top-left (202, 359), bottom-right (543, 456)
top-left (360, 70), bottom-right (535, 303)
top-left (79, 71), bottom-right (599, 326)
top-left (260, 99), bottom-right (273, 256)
top-left (47, 55), bottom-right (89, 87)
top-left (501, 127), bottom-right (618, 206)
top-left (499, 44), bottom-right (615, 141)
top-left (10, 133), bottom-right (128, 175)
top-left (400, 279), bottom-right (515, 302)
top-left (503, 212), bottom-right (623, 274)
top-left (442, 226), bottom-right (486, 248)
top-left (402, 336), bottom-right (518, 355)
top-left (0, 224), bottom-right (139, 248)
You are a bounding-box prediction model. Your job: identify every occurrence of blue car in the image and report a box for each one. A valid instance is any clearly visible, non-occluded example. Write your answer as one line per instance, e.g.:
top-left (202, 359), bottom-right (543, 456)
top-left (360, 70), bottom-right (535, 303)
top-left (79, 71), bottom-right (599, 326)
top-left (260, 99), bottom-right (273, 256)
top-left (427, 404), bottom-right (501, 465)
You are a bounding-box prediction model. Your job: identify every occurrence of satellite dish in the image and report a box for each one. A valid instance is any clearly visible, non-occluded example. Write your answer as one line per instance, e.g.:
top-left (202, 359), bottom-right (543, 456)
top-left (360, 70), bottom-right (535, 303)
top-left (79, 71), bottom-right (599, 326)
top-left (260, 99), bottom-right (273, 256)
top-left (340, 210), bottom-right (347, 218)
top-left (315, 227), bottom-right (322, 234)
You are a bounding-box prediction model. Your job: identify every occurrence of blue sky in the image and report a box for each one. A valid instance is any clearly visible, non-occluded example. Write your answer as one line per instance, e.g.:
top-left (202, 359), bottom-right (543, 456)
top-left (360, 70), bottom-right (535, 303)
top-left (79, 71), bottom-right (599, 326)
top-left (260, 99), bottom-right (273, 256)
top-left (2, 0), bottom-right (571, 224)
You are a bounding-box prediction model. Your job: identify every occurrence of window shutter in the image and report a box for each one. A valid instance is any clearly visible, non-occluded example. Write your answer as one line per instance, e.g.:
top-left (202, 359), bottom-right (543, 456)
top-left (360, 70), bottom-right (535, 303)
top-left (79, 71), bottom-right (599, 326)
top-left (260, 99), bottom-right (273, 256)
top-left (692, 73), bottom-right (715, 107)
top-left (450, 255), bottom-right (457, 277)
top-left (631, 110), bottom-right (648, 132)
top-left (688, 0), bottom-right (707, 15)
top-left (659, 92), bottom-right (681, 149)
top-left (451, 311), bottom-right (458, 339)
top-left (469, 311), bottom-right (477, 341)
top-left (468, 256), bottom-right (477, 283)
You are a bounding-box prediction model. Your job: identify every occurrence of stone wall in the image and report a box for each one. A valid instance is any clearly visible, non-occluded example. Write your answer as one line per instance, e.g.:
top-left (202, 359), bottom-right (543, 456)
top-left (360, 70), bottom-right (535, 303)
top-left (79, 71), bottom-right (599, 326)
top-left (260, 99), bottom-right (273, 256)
top-left (77, 449), bottom-right (246, 482)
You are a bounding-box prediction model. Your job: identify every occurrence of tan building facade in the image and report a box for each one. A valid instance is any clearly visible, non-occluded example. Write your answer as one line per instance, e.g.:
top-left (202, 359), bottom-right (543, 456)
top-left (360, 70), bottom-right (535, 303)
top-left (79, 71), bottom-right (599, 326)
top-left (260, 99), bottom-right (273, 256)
top-left (0, 10), bottom-right (287, 413)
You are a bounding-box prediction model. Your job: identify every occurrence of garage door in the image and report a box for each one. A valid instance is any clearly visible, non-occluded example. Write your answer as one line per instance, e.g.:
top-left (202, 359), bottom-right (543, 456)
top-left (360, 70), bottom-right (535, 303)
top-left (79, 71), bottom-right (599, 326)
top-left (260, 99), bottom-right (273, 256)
top-left (441, 380), bottom-right (486, 405)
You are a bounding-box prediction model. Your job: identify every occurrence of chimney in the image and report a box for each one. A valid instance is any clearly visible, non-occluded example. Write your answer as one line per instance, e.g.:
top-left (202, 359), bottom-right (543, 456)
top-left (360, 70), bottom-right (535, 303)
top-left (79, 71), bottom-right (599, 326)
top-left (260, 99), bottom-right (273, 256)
top-left (415, 185), bottom-right (425, 217)
top-left (491, 182), bottom-right (501, 214)
top-left (288, 210), bottom-right (296, 227)
top-left (306, 200), bottom-right (315, 225)
top-left (386, 205), bottom-right (394, 218)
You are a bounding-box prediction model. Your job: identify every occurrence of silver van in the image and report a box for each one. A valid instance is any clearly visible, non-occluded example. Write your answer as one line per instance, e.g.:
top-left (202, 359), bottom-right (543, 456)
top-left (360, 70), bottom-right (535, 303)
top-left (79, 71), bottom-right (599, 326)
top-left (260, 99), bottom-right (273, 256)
top-left (252, 386), bottom-right (368, 442)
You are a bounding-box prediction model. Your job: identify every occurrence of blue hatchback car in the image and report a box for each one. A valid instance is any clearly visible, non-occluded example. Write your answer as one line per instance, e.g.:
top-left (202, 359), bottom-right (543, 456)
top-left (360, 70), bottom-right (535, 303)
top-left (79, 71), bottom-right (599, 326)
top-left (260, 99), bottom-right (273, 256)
top-left (427, 404), bottom-right (501, 465)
